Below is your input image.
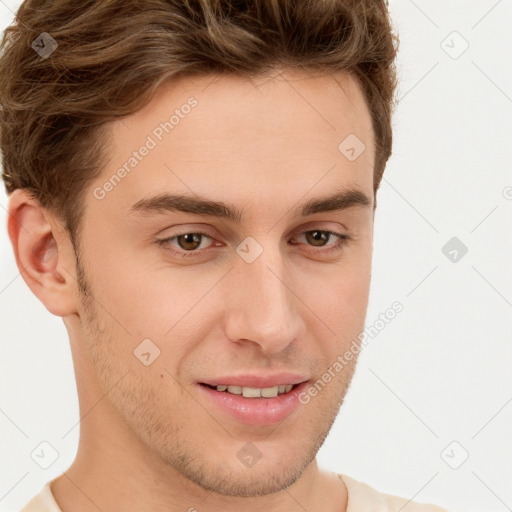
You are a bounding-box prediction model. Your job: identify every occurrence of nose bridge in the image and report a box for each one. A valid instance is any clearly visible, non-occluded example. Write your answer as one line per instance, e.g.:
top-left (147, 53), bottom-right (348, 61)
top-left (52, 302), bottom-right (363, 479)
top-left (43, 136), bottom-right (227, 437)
top-left (223, 242), bottom-right (303, 354)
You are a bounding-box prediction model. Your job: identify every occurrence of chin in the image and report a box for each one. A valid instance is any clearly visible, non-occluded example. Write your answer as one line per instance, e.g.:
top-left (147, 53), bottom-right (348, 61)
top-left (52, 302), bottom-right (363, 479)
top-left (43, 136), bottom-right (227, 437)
top-left (191, 462), bottom-right (307, 497)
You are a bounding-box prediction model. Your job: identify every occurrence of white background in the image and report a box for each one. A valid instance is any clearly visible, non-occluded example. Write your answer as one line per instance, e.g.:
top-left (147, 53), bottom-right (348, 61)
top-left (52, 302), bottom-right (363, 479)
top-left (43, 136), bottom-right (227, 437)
top-left (1, 1), bottom-right (511, 511)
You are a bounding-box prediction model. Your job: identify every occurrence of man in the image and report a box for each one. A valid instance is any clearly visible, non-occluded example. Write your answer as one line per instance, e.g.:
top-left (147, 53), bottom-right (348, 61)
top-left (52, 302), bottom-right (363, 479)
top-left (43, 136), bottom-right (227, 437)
top-left (1, 1), bottom-right (449, 511)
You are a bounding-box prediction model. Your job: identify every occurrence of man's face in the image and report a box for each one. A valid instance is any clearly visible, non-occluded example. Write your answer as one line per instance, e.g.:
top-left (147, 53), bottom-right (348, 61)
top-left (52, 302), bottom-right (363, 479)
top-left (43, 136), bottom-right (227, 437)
top-left (72, 69), bottom-right (375, 496)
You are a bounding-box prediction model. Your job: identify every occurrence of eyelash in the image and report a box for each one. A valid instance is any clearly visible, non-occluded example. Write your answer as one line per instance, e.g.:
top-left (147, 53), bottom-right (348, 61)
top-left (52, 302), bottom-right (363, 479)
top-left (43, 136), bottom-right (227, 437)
top-left (156, 229), bottom-right (351, 258)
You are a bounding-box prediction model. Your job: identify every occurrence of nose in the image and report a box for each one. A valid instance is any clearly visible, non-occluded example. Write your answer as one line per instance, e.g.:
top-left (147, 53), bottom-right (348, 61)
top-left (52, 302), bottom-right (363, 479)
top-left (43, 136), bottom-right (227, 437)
top-left (222, 241), bottom-right (306, 356)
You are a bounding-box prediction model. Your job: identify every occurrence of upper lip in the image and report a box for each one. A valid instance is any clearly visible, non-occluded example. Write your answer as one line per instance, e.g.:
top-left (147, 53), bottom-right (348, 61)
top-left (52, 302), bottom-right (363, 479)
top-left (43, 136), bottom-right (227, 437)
top-left (200, 373), bottom-right (309, 388)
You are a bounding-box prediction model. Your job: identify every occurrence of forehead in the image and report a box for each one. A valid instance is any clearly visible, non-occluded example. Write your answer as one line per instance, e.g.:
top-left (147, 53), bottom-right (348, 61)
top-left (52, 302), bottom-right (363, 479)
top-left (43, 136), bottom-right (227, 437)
top-left (90, 69), bottom-right (375, 216)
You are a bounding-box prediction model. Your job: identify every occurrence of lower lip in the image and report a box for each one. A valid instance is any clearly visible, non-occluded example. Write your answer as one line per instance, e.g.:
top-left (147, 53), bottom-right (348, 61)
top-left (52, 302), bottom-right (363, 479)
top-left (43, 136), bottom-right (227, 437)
top-left (198, 381), bottom-right (309, 426)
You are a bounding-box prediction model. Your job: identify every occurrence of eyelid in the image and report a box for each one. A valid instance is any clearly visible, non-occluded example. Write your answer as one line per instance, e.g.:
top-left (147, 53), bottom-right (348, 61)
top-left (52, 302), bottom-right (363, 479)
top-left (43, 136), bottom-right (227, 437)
top-left (157, 224), bottom-right (218, 239)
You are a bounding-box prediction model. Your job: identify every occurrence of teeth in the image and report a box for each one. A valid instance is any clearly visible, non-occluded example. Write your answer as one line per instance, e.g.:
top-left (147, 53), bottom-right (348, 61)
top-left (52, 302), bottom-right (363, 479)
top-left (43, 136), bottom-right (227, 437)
top-left (261, 387), bottom-right (279, 398)
top-left (243, 387), bottom-right (261, 398)
top-left (214, 384), bottom-right (295, 397)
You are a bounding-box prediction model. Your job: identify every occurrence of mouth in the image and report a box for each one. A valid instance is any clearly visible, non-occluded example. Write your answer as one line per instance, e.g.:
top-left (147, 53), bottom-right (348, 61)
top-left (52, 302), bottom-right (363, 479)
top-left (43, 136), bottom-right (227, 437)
top-left (197, 380), bottom-right (310, 426)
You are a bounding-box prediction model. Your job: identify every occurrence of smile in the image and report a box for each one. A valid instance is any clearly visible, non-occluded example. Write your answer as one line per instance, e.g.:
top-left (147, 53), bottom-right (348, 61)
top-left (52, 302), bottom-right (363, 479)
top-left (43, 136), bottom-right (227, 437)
top-left (198, 381), bottom-right (309, 426)
top-left (203, 383), bottom-right (296, 398)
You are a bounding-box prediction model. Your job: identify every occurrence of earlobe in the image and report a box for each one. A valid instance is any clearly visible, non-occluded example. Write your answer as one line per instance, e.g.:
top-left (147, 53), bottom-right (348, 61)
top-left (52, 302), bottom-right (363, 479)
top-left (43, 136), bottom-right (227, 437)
top-left (7, 189), bottom-right (78, 317)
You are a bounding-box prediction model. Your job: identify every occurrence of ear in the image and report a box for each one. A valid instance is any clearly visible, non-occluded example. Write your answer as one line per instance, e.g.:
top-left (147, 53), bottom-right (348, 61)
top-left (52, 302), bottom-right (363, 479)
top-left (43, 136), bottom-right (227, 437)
top-left (7, 189), bottom-right (78, 317)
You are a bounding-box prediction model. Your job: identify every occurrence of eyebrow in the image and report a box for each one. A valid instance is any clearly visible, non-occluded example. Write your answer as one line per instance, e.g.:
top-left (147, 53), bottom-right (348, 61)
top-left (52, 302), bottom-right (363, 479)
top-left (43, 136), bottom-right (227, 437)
top-left (128, 188), bottom-right (372, 222)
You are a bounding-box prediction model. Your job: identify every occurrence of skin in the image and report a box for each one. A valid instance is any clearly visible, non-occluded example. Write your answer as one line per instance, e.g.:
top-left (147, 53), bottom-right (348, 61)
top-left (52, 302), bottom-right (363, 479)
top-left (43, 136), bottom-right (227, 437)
top-left (8, 68), bottom-right (376, 512)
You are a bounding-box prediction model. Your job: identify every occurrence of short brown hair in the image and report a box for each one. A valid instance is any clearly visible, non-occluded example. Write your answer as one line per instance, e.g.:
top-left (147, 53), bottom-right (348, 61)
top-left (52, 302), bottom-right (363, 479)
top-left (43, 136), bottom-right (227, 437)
top-left (0, 0), bottom-right (398, 247)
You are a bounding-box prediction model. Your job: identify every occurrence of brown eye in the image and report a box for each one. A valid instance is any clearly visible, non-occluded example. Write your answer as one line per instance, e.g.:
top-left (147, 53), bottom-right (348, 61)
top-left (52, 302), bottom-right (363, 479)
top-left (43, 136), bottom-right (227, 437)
top-left (176, 233), bottom-right (204, 251)
top-left (156, 231), bottom-right (216, 257)
top-left (305, 230), bottom-right (330, 246)
top-left (289, 229), bottom-right (351, 255)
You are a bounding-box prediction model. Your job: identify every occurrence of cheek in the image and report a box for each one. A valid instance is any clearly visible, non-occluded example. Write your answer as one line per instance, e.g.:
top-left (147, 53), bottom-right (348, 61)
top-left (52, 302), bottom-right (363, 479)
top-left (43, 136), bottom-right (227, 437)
top-left (307, 255), bottom-right (371, 325)
top-left (80, 243), bottom-right (192, 338)
top-left (81, 254), bottom-right (223, 380)
top-left (298, 252), bottom-right (371, 365)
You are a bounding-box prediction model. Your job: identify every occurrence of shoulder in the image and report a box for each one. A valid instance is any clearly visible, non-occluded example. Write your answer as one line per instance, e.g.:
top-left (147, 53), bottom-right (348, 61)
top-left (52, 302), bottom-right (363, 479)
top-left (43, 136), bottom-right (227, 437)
top-left (338, 473), bottom-right (451, 512)
top-left (19, 480), bottom-right (62, 512)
